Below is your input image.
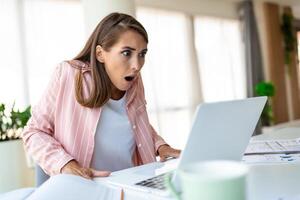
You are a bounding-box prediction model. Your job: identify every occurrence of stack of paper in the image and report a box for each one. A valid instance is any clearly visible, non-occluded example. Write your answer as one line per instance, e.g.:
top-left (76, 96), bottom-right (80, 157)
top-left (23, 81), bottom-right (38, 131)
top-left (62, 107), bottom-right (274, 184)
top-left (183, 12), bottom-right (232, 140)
top-left (243, 138), bottom-right (300, 164)
top-left (245, 138), bottom-right (300, 155)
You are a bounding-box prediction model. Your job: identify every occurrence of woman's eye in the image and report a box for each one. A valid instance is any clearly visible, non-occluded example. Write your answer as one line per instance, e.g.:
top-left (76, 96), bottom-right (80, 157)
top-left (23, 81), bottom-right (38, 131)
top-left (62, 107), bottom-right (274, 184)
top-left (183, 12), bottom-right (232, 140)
top-left (139, 52), bottom-right (147, 58)
top-left (121, 50), bottom-right (131, 57)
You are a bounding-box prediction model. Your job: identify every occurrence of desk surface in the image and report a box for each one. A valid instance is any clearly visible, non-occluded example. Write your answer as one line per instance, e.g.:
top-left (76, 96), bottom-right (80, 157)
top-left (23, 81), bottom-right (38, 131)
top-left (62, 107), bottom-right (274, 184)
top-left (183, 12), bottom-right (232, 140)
top-left (248, 163), bottom-right (300, 200)
top-left (96, 127), bottom-right (300, 200)
top-left (248, 126), bottom-right (300, 200)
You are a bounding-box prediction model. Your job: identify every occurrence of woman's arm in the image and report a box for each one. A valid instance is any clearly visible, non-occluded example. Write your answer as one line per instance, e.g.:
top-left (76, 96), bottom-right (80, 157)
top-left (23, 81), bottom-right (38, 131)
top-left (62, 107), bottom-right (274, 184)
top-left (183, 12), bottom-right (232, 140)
top-left (22, 63), bottom-right (74, 176)
top-left (149, 124), bottom-right (168, 154)
top-left (150, 124), bottom-right (181, 161)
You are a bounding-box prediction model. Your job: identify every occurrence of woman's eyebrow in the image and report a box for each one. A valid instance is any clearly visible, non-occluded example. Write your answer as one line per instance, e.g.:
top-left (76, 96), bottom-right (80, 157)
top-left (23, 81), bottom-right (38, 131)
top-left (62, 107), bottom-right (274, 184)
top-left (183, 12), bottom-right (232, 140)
top-left (122, 46), bottom-right (148, 52)
top-left (122, 46), bottom-right (136, 51)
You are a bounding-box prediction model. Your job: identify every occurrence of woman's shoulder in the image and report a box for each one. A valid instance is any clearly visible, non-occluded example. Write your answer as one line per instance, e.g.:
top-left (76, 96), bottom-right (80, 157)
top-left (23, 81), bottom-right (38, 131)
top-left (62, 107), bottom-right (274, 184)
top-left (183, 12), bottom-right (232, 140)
top-left (59, 60), bottom-right (91, 73)
top-left (52, 60), bottom-right (92, 85)
top-left (53, 60), bottom-right (91, 79)
top-left (65, 60), bottom-right (91, 71)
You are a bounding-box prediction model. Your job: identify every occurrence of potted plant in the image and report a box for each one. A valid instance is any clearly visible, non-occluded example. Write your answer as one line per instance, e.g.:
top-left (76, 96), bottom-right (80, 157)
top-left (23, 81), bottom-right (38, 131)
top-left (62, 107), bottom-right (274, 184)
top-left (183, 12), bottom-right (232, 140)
top-left (0, 103), bottom-right (32, 193)
top-left (281, 12), bottom-right (296, 74)
top-left (0, 103), bottom-right (31, 141)
top-left (255, 82), bottom-right (275, 126)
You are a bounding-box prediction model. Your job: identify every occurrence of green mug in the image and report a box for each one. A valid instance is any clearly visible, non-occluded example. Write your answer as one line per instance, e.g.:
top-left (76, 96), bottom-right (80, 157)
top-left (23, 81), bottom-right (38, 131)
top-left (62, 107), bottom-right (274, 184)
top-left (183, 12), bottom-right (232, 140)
top-left (165, 160), bottom-right (248, 200)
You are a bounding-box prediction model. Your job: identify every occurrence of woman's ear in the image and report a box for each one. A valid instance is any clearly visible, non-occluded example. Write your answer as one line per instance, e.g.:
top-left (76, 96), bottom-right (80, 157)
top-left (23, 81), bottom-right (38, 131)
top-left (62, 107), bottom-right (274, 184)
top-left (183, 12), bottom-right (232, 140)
top-left (96, 45), bottom-right (105, 63)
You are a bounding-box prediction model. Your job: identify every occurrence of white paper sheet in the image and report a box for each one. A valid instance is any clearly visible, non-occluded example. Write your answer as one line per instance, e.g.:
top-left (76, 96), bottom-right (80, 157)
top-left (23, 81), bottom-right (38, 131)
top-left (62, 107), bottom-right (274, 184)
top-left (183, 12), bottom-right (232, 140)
top-left (245, 138), bottom-right (300, 155)
top-left (27, 174), bottom-right (122, 200)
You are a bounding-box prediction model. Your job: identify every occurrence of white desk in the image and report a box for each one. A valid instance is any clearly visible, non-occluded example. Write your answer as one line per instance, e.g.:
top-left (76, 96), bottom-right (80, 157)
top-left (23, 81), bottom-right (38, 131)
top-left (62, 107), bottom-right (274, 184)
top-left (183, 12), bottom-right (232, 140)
top-left (247, 126), bottom-right (300, 200)
top-left (247, 164), bottom-right (300, 200)
top-left (1, 127), bottom-right (300, 200)
top-left (96, 127), bottom-right (300, 200)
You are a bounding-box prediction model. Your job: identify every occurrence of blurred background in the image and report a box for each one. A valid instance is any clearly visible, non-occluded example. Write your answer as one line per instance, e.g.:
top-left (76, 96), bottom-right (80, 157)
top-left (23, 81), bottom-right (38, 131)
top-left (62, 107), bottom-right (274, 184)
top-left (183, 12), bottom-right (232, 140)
top-left (1, 0), bottom-right (300, 193)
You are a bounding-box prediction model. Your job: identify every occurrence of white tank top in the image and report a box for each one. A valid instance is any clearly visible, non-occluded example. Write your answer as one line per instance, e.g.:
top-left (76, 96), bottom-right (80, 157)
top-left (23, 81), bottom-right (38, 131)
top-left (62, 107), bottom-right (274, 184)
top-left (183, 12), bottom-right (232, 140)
top-left (90, 94), bottom-right (135, 171)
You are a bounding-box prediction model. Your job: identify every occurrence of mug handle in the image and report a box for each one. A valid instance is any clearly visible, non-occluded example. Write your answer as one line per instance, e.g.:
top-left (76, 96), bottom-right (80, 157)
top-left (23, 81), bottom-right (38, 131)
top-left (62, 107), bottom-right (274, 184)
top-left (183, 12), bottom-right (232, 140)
top-left (164, 173), bottom-right (181, 200)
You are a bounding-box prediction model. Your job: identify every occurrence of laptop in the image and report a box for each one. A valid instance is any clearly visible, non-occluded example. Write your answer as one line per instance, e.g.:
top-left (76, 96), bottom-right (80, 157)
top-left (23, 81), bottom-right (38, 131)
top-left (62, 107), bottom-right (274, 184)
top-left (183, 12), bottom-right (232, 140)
top-left (95, 97), bottom-right (267, 196)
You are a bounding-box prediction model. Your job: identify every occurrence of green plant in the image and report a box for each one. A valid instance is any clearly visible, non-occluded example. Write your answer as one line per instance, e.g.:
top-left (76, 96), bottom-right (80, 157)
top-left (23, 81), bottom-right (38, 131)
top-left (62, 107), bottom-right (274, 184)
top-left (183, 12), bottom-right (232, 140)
top-left (281, 12), bottom-right (296, 73)
top-left (0, 103), bottom-right (31, 141)
top-left (255, 82), bottom-right (275, 126)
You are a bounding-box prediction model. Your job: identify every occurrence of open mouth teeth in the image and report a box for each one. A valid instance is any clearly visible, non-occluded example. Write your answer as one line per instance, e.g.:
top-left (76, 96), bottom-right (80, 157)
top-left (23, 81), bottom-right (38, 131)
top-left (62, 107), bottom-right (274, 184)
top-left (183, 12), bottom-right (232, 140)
top-left (124, 76), bottom-right (135, 81)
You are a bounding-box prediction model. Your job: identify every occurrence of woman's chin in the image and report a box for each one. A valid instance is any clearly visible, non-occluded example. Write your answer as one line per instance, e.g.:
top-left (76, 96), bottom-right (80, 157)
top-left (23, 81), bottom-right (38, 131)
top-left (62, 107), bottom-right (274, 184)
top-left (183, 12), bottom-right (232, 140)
top-left (122, 85), bottom-right (131, 91)
top-left (120, 81), bottom-right (133, 91)
top-left (115, 85), bottom-right (129, 92)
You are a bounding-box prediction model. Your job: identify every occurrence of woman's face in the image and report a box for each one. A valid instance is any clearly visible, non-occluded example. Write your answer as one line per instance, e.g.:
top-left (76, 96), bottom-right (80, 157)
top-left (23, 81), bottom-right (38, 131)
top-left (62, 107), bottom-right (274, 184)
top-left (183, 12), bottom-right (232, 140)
top-left (96, 30), bottom-right (147, 92)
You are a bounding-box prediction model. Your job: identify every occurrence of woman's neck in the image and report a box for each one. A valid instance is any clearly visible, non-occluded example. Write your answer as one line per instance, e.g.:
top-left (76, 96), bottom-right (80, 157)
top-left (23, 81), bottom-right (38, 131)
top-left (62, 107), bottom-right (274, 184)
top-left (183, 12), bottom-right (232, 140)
top-left (111, 86), bottom-right (126, 100)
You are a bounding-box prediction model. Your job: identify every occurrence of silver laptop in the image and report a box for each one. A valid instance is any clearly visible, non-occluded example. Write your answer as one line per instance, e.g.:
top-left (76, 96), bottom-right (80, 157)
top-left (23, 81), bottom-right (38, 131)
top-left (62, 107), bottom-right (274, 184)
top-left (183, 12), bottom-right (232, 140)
top-left (96, 97), bottom-right (267, 195)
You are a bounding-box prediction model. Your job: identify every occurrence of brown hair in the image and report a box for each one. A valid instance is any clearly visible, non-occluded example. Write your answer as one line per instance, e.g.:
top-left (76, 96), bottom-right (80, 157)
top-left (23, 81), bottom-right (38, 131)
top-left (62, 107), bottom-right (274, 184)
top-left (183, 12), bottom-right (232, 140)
top-left (73, 12), bottom-right (148, 108)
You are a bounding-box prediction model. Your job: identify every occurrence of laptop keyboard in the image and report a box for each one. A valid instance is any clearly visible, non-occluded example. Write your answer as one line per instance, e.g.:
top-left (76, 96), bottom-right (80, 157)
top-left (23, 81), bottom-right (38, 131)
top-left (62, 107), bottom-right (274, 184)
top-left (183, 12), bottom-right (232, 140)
top-left (134, 173), bottom-right (169, 190)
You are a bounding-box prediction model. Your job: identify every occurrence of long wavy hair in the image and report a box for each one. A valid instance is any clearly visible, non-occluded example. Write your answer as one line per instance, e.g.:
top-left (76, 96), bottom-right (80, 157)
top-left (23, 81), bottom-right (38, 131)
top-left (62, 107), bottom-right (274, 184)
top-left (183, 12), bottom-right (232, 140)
top-left (73, 12), bottom-right (148, 108)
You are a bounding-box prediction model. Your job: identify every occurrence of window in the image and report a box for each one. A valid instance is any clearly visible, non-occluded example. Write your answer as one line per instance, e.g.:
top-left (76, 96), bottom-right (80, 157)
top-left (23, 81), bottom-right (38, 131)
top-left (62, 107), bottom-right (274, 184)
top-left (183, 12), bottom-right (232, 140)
top-left (24, 0), bottom-right (85, 105)
top-left (0, 0), bottom-right (85, 108)
top-left (136, 9), bottom-right (247, 148)
top-left (137, 8), bottom-right (193, 148)
top-left (194, 16), bottom-right (246, 102)
top-left (0, 1), bottom-right (25, 108)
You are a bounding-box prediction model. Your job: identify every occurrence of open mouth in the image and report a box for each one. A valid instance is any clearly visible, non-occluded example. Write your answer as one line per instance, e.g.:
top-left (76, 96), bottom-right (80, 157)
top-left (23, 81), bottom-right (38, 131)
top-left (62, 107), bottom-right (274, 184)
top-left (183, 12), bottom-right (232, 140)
top-left (124, 75), bottom-right (135, 82)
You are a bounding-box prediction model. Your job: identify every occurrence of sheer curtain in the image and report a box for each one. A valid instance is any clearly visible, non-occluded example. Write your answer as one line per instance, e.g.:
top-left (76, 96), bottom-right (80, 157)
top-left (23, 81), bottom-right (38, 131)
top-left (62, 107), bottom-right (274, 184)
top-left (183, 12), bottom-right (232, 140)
top-left (24, 0), bottom-right (85, 105)
top-left (0, 0), bottom-right (85, 108)
top-left (0, 0), bottom-right (85, 109)
top-left (137, 8), bottom-right (198, 149)
top-left (0, 0), bottom-right (26, 109)
top-left (136, 8), bottom-right (246, 148)
top-left (194, 16), bottom-right (246, 102)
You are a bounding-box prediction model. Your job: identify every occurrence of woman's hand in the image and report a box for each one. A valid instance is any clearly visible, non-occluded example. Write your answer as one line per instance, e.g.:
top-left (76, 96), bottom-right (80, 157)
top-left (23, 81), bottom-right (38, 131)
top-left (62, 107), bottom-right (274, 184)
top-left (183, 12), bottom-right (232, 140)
top-left (61, 160), bottom-right (111, 179)
top-left (157, 145), bottom-right (181, 162)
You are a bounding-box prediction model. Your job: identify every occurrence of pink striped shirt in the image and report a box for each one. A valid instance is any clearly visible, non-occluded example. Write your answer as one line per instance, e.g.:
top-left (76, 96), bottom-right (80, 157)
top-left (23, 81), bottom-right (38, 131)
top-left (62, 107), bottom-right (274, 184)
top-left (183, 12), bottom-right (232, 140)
top-left (22, 60), bottom-right (167, 176)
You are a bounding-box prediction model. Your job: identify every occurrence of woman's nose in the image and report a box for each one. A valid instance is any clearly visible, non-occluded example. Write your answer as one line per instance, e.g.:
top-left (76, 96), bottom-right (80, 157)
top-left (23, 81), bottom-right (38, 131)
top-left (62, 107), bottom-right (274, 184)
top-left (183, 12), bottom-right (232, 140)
top-left (131, 64), bottom-right (139, 71)
top-left (131, 59), bottom-right (141, 71)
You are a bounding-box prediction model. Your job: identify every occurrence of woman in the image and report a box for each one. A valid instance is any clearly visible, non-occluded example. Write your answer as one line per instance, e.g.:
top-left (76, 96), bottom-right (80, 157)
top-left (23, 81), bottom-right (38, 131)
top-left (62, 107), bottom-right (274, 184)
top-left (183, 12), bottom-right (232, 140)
top-left (22, 12), bottom-right (180, 180)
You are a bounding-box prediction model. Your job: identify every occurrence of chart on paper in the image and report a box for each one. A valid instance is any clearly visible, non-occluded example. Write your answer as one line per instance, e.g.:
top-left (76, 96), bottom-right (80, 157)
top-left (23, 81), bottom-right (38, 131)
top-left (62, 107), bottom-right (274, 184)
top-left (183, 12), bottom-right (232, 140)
top-left (242, 153), bottom-right (300, 164)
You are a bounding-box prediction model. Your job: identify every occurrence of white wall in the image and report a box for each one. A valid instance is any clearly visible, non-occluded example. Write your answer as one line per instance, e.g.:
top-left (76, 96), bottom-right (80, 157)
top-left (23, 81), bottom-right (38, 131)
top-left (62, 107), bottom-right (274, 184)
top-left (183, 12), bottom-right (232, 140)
top-left (81, 0), bottom-right (136, 36)
top-left (135, 0), bottom-right (238, 19)
top-left (293, 6), bottom-right (300, 19)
